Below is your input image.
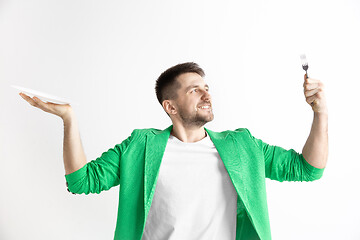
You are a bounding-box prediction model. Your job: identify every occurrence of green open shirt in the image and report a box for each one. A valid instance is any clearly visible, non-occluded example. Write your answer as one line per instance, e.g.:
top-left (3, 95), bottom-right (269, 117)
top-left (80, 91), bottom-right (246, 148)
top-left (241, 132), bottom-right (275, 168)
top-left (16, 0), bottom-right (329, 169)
top-left (65, 125), bottom-right (325, 240)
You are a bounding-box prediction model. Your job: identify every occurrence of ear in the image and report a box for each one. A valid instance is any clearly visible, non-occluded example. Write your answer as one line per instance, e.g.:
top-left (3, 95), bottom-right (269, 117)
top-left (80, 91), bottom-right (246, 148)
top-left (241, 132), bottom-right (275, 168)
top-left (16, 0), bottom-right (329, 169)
top-left (162, 100), bottom-right (177, 115)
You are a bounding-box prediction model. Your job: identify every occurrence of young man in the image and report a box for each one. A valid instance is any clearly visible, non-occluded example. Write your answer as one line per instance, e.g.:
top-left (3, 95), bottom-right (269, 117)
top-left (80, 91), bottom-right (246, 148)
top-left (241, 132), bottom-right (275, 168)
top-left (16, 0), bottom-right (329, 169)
top-left (19, 62), bottom-right (328, 240)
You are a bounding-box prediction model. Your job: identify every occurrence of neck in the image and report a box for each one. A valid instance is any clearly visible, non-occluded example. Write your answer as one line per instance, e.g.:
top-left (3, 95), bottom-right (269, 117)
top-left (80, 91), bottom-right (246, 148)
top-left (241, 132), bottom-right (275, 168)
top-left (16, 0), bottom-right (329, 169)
top-left (171, 124), bottom-right (207, 143)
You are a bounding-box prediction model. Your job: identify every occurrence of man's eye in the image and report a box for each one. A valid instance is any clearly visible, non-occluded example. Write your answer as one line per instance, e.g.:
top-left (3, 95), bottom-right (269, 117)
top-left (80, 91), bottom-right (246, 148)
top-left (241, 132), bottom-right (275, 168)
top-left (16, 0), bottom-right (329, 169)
top-left (191, 88), bottom-right (209, 93)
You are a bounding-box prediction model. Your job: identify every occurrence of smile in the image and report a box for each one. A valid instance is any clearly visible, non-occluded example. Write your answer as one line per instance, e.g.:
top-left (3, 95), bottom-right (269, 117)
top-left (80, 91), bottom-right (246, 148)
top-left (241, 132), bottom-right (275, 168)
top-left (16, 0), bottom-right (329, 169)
top-left (198, 106), bottom-right (212, 111)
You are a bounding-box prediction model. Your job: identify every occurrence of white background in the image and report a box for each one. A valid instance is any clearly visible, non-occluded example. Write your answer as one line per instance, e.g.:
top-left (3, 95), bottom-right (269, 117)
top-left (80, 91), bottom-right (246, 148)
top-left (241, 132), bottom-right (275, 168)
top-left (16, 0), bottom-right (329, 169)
top-left (1, 0), bottom-right (360, 239)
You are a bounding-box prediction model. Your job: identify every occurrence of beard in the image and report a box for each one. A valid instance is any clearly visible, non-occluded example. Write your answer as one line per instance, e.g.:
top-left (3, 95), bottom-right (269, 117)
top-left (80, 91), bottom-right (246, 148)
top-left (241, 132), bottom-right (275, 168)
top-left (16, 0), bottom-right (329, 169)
top-left (177, 105), bottom-right (214, 128)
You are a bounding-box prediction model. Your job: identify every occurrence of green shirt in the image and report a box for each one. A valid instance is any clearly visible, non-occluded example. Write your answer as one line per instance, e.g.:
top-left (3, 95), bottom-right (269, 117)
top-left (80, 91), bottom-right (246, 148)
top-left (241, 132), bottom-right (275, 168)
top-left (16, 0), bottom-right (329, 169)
top-left (65, 125), bottom-right (325, 240)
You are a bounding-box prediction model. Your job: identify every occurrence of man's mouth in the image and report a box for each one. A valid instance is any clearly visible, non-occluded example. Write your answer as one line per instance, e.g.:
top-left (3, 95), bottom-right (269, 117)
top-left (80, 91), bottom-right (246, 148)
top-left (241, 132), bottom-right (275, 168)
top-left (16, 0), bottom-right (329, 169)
top-left (197, 105), bottom-right (212, 111)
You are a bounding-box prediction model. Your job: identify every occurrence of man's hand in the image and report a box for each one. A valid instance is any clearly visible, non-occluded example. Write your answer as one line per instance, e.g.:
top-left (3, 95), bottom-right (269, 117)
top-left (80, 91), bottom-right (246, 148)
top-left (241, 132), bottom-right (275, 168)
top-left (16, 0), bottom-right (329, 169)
top-left (19, 92), bottom-right (73, 119)
top-left (19, 92), bottom-right (87, 176)
top-left (303, 74), bottom-right (328, 114)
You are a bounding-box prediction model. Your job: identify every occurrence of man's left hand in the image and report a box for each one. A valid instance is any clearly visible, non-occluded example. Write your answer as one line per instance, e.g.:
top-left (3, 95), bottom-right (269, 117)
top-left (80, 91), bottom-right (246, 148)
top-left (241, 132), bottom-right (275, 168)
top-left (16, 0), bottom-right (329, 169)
top-left (303, 74), bottom-right (328, 114)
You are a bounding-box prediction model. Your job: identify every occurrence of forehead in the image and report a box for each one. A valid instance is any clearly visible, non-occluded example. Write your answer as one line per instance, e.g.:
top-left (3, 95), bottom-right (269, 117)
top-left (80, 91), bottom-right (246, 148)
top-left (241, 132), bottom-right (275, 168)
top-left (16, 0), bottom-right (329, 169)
top-left (176, 72), bottom-right (207, 89)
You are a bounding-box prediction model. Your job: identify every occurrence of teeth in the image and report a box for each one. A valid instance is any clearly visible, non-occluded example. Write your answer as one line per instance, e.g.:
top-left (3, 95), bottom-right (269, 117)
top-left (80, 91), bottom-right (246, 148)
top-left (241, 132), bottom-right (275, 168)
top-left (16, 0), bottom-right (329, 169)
top-left (199, 106), bottom-right (210, 109)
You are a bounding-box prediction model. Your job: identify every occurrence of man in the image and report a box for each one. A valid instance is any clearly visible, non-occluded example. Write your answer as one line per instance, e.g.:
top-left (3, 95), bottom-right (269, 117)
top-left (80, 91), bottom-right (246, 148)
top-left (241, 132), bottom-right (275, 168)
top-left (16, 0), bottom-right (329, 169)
top-left (19, 62), bottom-right (328, 240)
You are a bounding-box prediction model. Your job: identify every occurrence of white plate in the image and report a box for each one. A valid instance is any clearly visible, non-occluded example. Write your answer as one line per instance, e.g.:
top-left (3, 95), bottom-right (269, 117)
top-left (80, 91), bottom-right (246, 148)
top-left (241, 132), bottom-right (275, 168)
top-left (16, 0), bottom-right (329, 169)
top-left (11, 85), bottom-right (79, 106)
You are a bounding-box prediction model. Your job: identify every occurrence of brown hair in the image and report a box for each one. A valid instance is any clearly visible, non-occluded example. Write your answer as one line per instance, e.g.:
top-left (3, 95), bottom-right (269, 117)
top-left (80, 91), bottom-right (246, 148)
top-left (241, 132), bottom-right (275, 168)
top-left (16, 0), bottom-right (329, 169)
top-left (155, 62), bottom-right (205, 116)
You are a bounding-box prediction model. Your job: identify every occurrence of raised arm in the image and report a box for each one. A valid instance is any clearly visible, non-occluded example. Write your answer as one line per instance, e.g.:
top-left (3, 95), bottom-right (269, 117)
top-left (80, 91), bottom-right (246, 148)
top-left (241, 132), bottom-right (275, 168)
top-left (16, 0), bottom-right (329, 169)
top-left (19, 93), bottom-right (131, 194)
top-left (301, 74), bottom-right (329, 169)
top-left (19, 93), bottom-right (86, 175)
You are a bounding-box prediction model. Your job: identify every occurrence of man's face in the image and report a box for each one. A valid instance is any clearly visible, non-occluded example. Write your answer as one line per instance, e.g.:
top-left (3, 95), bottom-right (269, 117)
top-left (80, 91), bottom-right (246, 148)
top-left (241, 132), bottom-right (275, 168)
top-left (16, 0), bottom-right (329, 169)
top-left (165, 72), bottom-right (214, 128)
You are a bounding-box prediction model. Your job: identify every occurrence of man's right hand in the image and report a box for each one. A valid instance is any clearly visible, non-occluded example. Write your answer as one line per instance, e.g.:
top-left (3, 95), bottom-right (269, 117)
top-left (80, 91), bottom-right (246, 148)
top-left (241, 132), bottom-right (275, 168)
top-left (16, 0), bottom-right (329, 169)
top-left (20, 92), bottom-right (87, 176)
top-left (19, 92), bottom-right (73, 120)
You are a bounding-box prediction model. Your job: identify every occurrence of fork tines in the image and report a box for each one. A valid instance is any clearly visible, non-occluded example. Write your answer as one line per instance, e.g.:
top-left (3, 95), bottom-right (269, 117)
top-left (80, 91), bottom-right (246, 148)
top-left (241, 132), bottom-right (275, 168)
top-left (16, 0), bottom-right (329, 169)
top-left (300, 54), bottom-right (308, 71)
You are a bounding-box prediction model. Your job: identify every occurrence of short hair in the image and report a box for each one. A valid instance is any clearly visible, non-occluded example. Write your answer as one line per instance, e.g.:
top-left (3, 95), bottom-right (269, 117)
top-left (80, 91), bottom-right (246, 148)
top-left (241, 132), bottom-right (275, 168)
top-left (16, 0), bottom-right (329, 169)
top-left (155, 62), bottom-right (205, 116)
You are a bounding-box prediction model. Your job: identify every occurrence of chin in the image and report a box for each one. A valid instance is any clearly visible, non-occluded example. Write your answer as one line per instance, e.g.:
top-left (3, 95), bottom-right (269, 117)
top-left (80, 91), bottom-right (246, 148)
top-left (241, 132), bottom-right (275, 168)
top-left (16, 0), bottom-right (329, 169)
top-left (204, 115), bottom-right (214, 123)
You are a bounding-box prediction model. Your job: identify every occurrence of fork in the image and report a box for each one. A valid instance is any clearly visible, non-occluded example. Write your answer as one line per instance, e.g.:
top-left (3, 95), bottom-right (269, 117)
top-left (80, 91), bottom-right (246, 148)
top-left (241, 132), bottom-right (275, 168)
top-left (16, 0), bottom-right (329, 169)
top-left (300, 54), bottom-right (315, 106)
top-left (300, 54), bottom-right (309, 78)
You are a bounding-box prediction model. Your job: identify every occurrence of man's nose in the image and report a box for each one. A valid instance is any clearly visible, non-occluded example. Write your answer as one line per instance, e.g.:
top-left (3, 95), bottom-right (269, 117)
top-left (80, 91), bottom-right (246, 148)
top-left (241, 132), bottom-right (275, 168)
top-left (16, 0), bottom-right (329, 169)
top-left (201, 90), bottom-right (211, 100)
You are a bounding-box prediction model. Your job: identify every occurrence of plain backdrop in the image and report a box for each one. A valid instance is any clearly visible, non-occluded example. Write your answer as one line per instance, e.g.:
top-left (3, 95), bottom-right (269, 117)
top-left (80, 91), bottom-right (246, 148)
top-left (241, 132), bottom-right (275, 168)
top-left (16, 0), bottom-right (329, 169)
top-left (1, 0), bottom-right (360, 239)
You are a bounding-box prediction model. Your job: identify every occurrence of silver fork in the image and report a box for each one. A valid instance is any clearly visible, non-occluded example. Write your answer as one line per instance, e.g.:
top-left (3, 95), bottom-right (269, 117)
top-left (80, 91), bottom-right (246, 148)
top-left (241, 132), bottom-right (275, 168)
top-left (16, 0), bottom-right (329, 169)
top-left (300, 54), bottom-right (309, 78)
top-left (300, 54), bottom-right (315, 106)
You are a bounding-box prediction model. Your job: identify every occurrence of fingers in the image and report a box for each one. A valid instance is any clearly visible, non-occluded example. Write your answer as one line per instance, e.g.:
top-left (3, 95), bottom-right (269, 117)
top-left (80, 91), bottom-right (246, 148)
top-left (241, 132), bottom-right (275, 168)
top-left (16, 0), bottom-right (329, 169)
top-left (304, 83), bottom-right (324, 96)
top-left (304, 88), bottom-right (319, 97)
top-left (303, 76), bottom-right (324, 92)
top-left (19, 92), bottom-right (39, 106)
top-left (304, 75), bottom-right (321, 84)
top-left (306, 95), bottom-right (318, 105)
top-left (19, 92), bottom-right (71, 118)
top-left (303, 74), bottom-right (326, 102)
top-left (19, 92), bottom-right (48, 110)
top-left (303, 82), bottom-right (319, 91)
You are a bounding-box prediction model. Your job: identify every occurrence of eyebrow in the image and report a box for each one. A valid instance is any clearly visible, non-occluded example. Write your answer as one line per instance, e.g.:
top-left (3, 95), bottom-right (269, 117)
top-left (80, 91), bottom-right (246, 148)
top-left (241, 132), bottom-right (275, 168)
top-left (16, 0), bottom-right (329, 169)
top-left (185, 84), bottom-right (210, 92)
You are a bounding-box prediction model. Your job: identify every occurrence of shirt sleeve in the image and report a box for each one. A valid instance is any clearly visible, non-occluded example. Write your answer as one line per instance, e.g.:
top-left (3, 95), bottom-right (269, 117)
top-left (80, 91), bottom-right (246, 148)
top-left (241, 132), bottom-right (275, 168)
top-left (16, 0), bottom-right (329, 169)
top-left (245, 128), bottom-right (325, 182)
top-left (64, 134), bottom-right (133, 194)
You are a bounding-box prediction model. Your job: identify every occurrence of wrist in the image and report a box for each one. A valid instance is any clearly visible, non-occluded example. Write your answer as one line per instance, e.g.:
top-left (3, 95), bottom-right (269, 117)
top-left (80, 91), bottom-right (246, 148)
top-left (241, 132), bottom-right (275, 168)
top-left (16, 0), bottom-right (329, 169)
top-left (314, 110), bottom-right (328, 117)
top-left (61, 108), bottom-right (75, 122)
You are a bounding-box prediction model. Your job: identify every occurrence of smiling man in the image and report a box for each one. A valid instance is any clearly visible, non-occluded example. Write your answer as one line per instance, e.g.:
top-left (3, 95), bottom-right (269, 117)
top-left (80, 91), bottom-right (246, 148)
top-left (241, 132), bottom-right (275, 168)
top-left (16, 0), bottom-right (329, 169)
top-left (160, 67), bottom-right (214, 143)
top-left (20, 62), bottom-right (328, 240)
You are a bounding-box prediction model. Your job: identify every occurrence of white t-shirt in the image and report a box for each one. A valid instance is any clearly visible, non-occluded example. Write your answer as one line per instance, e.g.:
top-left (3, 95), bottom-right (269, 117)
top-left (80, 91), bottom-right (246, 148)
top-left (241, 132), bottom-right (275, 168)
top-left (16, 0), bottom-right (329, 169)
top-left (142, 131), bottom-right (238, 240)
